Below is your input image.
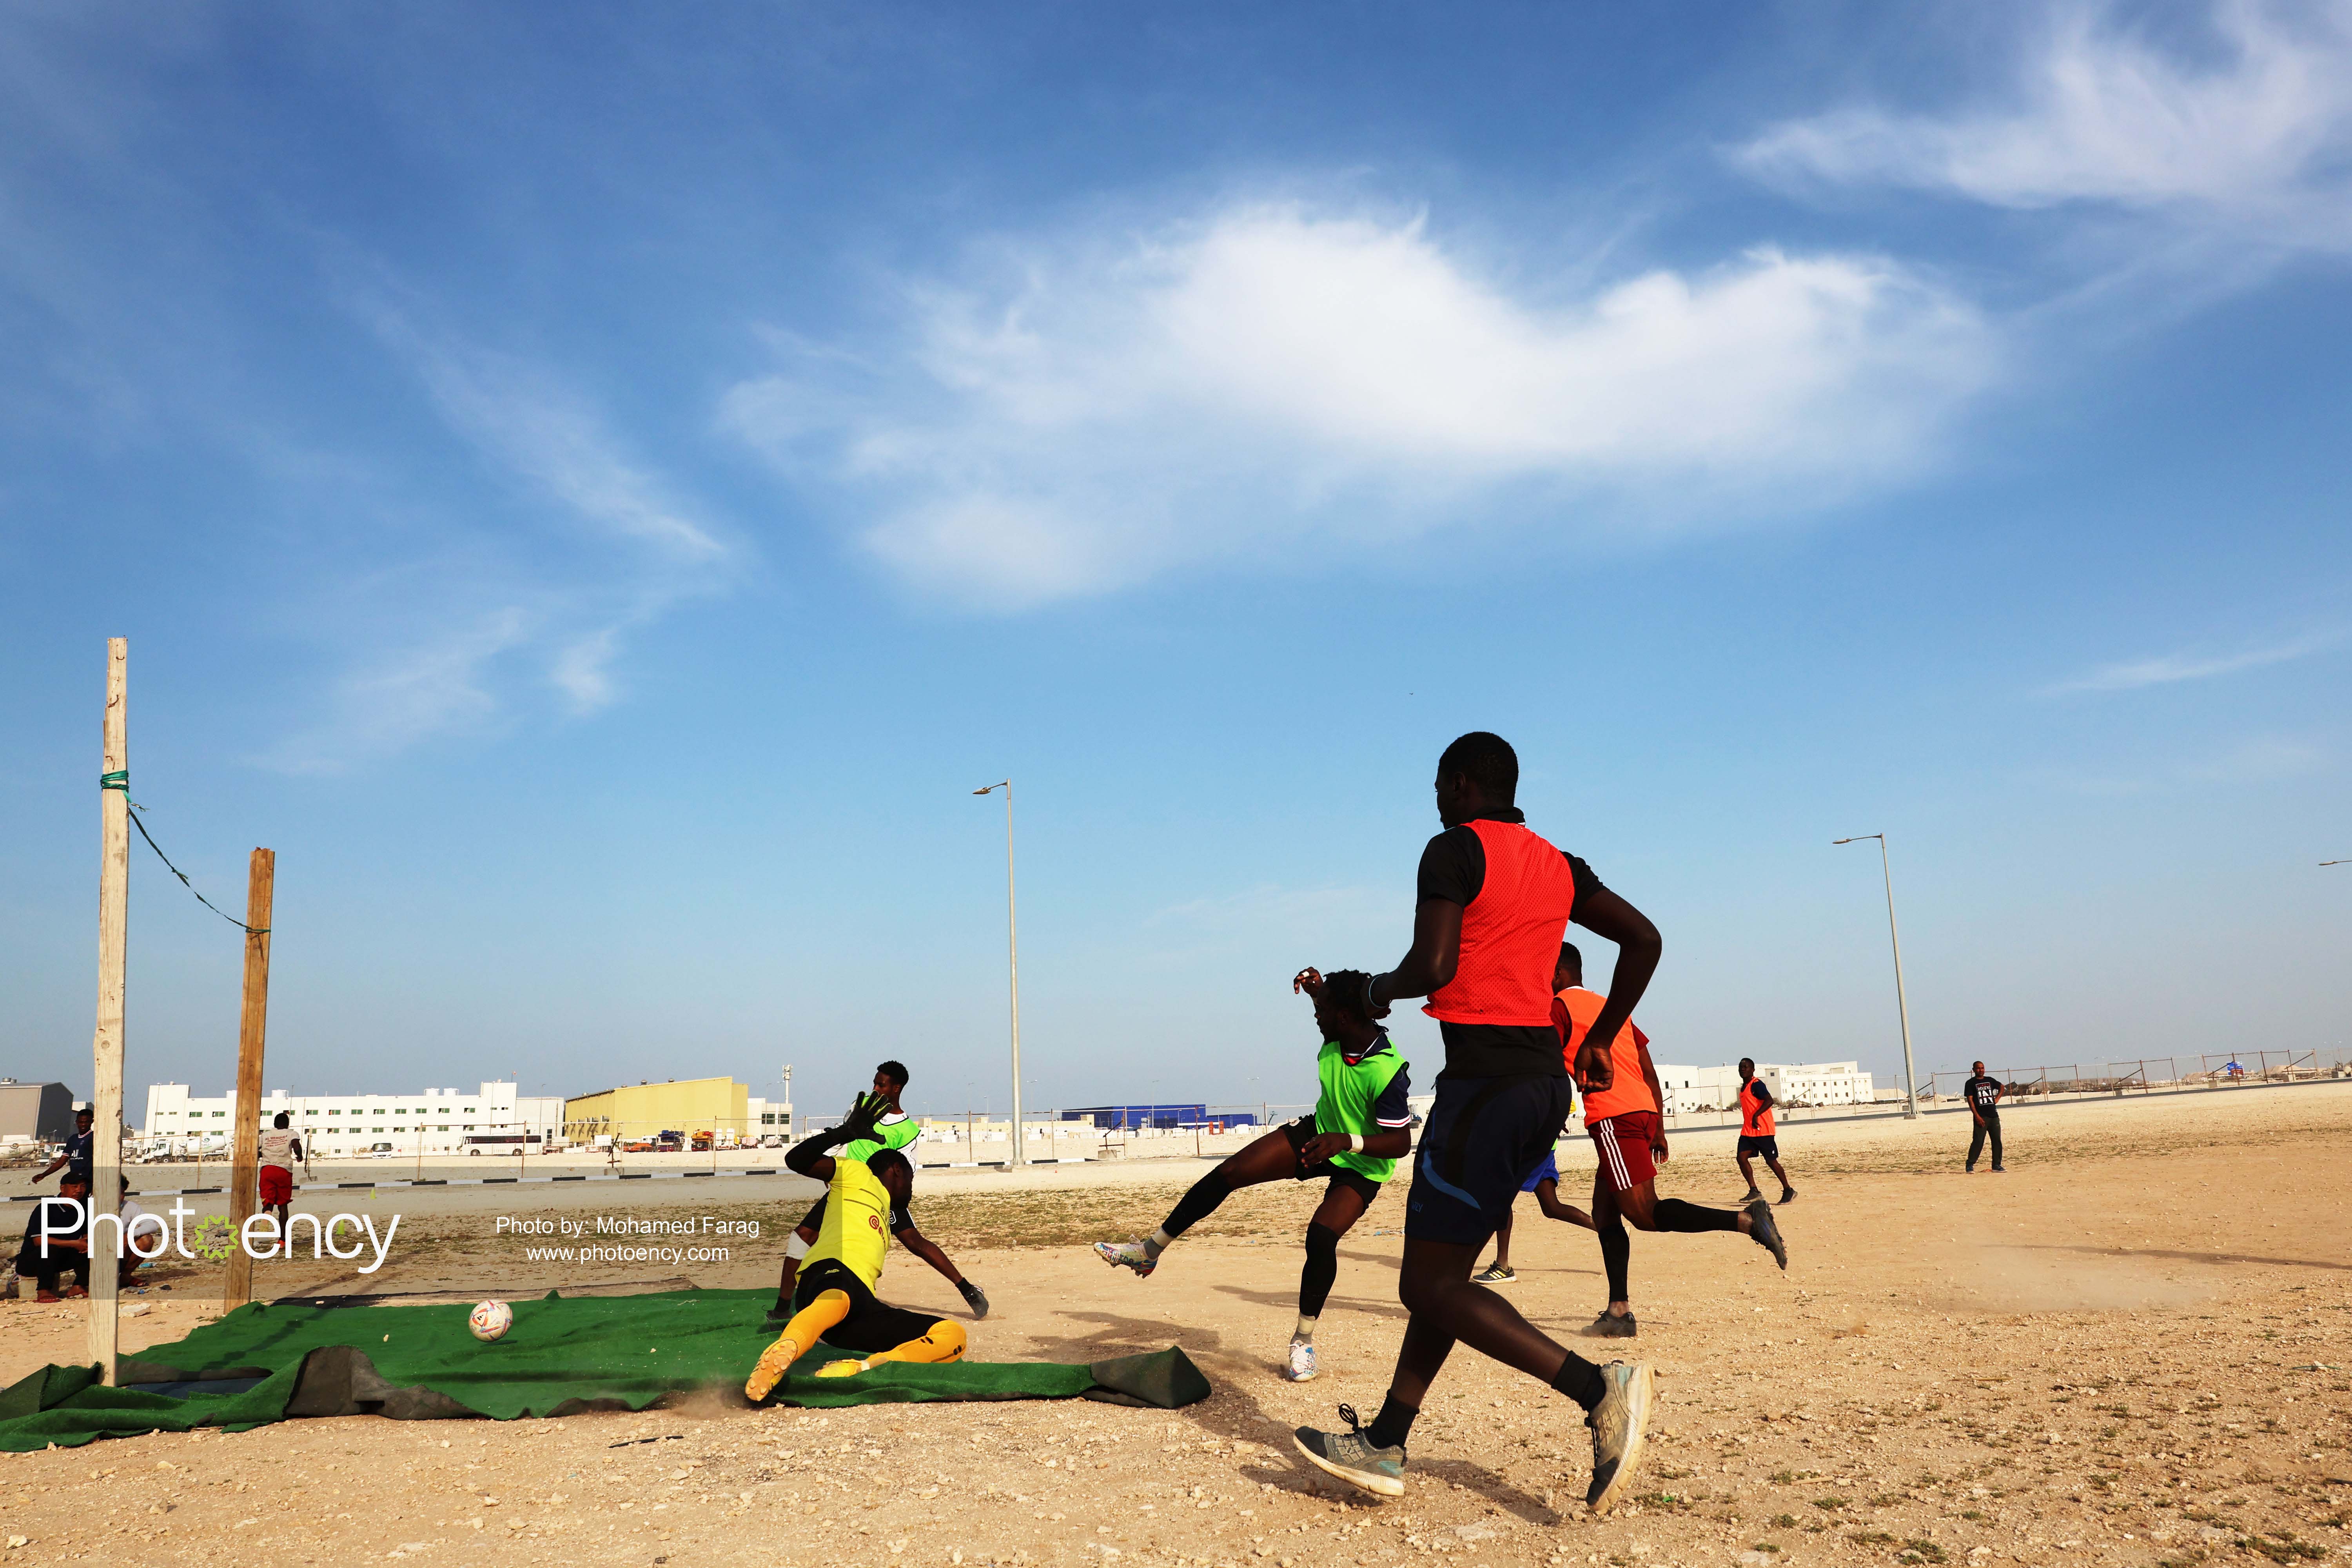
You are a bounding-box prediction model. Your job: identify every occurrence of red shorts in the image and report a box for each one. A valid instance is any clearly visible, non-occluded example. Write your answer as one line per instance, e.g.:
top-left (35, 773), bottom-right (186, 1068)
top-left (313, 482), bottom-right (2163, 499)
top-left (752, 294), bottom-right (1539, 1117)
top-left (1589, 1111), bottom-right (1661, 1194)
top-left (258, 1166), bottom-right (293, 1206)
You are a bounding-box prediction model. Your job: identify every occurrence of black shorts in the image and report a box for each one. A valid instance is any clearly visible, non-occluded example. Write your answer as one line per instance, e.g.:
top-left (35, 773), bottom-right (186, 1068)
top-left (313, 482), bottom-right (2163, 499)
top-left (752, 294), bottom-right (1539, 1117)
top-left (1279, 1116), bottom-right (1385, 1207)
top-left (1404, 1074), bottom-right (1575, 1246)
top-left (793, 1258), bottom-right (946, 1354)
top-left (1737, 1134), bottom-right (1779, 1160)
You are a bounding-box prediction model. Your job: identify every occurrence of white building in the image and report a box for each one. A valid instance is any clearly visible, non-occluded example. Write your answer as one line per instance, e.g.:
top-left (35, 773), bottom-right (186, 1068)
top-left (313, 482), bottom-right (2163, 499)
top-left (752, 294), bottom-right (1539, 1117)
top-left (1650, 1063), bottom-right (1744, 1115)
top-left (141, 1082), bottom-right (566, 1158)
top-left (1649, 1062), bottom-right (1876, 1114)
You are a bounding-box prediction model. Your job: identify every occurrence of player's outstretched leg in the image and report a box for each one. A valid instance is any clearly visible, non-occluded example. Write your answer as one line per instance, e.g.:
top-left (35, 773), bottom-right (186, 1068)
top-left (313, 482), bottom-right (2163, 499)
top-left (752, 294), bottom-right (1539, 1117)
top-left (746, 1287), bottom-right (851, 1401)
top-left (1289, 1174), bottom-right (1376, 1382)
top-left (1094, 1125), bottom-right (1302, 1278)
top-left (815, 1318), bottom-right (967, 1378)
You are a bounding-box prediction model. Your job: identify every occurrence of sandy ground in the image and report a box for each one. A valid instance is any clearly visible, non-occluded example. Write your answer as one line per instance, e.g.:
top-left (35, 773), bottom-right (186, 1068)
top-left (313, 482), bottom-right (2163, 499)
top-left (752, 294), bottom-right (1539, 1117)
top-left (6, 1082), bottom-right (2352, 1568)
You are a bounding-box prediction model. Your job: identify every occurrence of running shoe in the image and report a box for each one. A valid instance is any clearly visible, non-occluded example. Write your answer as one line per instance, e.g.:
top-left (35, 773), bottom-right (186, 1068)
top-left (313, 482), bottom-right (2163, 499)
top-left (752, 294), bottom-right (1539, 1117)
top-left (1740, 1189), bottom-right (1764, 1204)
top-left (1287, 1339), bottom-right (1318, 1382)
top-left (1744, 1198), bottom-right (1788, 1270)
top-left (762, 1300), bottom-right (795, 1326)
top-left (958, 1279), bottom-right (991, 1318)
top-left (1581, 1310), bottom-right (1637, 1339)
top-left (744, 1331), bottom-right (805, 1402)
top-left (1471, 1262), bottom-right (1516, 1285)
top-left (1093, 1238), bottom-right (1158, 1278)
top-left (1584, 1361), bottom-right (1654, 1515)
top-left (1777, 1187), bottom-right (1797, 1205)
top-left (1293, 1404), bottom-right (1406, 1498)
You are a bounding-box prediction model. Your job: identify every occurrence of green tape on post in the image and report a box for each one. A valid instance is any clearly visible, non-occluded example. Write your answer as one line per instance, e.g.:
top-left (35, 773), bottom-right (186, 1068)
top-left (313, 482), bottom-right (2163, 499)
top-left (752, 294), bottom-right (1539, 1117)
top-left (99, 771), bottom-right (129, 791)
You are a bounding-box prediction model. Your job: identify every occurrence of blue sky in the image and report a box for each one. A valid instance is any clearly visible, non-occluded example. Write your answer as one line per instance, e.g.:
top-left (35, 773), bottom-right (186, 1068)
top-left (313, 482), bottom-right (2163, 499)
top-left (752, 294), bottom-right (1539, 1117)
top-left (3, 0), bottom-right (2347, 1120)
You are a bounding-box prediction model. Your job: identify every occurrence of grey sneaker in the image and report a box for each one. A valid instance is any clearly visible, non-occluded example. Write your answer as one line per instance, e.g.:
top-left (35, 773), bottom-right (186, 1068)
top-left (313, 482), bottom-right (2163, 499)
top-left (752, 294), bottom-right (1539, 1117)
top-left (1777, 1187), bottom-right (1797, 1205)
top-left (1293, 1404), bottom-right (1406, 1499)
top-left (1584, 1361), bottom-right (1654, 1515)
top-left (1744, 1198), bottom-right (1788, 1270)
top-left (1471, 1262), bottom-right (1516, 1285)
top-left (1581, 1309), bottom-right (1637, 1339)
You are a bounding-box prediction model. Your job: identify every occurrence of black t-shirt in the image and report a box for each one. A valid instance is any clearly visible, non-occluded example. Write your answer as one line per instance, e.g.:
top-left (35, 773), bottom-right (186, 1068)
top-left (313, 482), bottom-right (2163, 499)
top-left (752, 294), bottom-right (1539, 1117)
top-left (1963, 1075), bottom-right (2002, 1112)
top-left (1415, 808), bottom-right (1607, 1080)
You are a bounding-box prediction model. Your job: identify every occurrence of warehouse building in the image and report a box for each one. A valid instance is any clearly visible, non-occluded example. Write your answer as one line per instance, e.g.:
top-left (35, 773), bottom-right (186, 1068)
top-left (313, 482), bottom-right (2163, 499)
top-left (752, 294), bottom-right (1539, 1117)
top-left (1, 1079), bottom-right (76, 1148)
top-left (561, 1077), bottom-right (781, 1147)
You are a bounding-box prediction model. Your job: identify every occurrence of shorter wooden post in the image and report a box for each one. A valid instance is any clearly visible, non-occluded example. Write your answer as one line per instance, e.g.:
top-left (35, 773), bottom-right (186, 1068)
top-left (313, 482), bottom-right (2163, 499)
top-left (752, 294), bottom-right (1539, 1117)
top-left (223, 849), bottom-right (274, 1310)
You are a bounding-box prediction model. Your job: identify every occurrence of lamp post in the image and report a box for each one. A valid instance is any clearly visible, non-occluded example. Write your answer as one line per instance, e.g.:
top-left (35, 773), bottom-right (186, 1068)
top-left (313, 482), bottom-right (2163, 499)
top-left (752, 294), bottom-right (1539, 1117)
top-left (973, 781), bottom-right (1025, 1167)
top-left (1834, 833), bottom-right (1920, 1119)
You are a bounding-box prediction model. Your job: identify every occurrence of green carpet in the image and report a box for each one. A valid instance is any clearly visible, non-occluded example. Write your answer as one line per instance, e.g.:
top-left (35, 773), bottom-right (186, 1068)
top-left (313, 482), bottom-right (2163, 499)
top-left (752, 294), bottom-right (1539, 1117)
top-left (0, 1287), bottom-right (1208, 1451)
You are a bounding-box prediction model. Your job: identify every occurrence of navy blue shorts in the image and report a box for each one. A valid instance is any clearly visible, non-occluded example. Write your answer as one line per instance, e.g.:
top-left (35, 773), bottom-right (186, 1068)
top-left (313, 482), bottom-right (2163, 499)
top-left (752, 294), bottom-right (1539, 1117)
top-left (1405, 1074), bottom-right (1576, 1245)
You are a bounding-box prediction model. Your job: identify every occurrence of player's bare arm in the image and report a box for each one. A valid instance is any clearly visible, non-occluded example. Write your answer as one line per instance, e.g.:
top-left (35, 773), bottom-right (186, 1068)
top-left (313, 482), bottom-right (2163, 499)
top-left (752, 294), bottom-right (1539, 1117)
top-left (1363, 898), bottom-right (1464, 1014)
top-left (1568, 886), bottom-right (1661, 1087)
top-left (1300, 1127), bottom-right (1410, 1165)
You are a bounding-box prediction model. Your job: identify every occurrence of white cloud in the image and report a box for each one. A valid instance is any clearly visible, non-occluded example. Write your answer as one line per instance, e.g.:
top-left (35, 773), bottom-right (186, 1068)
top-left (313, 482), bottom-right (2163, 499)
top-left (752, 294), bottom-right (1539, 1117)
top-left (724, 205), bottom-right (1994, 608)
top-left (2049, 628), bottom-right (2344, 693)
top-left (1740, 0), bottom-right (2352, 246)
top-left (266, 300), bottom-right (743, 769)
top-left (269, 605), bottom-right (534, 774)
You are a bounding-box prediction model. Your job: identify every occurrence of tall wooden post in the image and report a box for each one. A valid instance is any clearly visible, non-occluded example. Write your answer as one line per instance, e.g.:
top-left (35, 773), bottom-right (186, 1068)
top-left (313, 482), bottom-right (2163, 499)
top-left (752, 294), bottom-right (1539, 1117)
top-left (89, 638), bottom-right (129, 1383)
top-left (223, 849), bottom-right (275, 1310)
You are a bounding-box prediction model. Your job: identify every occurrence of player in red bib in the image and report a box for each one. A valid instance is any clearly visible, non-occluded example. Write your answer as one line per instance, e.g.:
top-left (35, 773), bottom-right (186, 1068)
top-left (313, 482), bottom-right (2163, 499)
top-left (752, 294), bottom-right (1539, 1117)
top-left (1735, 1058), bottom-right (1795, 1205)
top-left (1292, 733), bottom-right (1659, 1515)
top-left (1563, 946), bottom-right (1787, 1342)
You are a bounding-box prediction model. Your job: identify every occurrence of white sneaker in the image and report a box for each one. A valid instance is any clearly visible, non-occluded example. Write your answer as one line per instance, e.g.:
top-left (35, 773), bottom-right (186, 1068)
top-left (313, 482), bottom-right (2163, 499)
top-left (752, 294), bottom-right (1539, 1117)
top-left (1093, 1238), bottom-right (1157, 1278)
top-left (1286, 1339), bottom-right (1317, 1382)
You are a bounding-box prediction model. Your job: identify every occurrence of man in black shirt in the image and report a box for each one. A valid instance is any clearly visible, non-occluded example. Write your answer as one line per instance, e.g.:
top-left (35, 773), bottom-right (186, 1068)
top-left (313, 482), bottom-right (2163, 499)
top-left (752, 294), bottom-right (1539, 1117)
top-left (1962, 1062), bottom-right (2005, 1173)
top-left (31, 1108), bottom-right (94, 1188)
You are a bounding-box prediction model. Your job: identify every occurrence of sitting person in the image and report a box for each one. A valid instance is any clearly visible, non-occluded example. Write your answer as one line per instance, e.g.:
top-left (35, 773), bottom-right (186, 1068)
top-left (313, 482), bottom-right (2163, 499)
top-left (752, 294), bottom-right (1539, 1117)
top-left (744, 1093), bottom-right (967, 1400)
top-left (115, 1178), bottom-right (168, 1282)
top-left (16, 1176), bottom-right (92, 1301)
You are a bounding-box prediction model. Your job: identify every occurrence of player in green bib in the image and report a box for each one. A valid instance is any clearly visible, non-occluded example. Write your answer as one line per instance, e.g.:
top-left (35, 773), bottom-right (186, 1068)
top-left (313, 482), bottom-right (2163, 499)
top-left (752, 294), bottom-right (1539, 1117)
top-left (1094, 967), bottom-right (1412, 1382)
top-left (770, 1060), bottom-right (988, 1323)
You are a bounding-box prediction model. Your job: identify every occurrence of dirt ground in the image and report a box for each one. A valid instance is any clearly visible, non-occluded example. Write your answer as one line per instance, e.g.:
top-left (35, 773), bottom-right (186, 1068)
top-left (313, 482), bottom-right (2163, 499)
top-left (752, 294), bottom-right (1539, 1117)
top-left (6, 1083), bottom-right (2352, 1568)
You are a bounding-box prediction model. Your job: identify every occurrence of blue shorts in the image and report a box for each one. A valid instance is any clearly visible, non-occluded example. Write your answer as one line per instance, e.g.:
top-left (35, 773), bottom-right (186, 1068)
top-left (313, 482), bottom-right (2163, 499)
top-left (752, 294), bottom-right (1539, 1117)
top-left (1519, 1151), bottom-right (1561, 1192)
top-left (1405, 1074), bottom-right (1576, 1246)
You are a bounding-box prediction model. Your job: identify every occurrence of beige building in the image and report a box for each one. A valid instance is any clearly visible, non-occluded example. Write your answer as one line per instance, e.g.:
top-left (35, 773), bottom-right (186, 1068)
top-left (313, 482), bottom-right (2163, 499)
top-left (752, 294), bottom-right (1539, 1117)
top-left (563, 1077), bottom-right (780, 1147)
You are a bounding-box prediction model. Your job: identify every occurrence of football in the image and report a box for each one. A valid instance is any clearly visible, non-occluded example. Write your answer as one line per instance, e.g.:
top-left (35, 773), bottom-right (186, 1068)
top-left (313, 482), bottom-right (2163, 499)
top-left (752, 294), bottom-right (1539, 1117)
top-left (468, 1299), bottom-right (514, 1342)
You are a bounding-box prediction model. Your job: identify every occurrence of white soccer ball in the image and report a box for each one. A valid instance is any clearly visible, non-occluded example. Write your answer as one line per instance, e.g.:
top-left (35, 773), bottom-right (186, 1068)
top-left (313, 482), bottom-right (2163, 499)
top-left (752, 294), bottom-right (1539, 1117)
top-left (468, 1299), bottom-right (514, 1342)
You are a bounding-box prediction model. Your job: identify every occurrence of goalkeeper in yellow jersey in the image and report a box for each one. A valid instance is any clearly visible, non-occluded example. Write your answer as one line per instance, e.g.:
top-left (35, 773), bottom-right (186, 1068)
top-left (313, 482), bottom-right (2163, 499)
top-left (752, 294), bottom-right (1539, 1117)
top-left (745, 1092), bottom-right (967, 1400)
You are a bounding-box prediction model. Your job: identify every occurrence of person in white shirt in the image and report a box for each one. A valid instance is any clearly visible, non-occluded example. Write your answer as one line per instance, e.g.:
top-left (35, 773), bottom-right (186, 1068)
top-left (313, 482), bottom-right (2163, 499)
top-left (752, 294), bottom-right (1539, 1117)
top-left (258, 1113), bottom-right (304, 1228)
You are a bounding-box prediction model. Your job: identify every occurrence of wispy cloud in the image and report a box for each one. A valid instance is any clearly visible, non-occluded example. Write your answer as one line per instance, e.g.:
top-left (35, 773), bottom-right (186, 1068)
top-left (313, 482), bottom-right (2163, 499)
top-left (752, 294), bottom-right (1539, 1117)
top-left (724, 204), bottom-right (1994, 608)
top-left (266, 300), bottom-right (743, 771)
top-left (1739, 0), bottom-right (2352, 253)
top-left (2034, 733), bottom-right (2327, 793)
top-left (2048, 629), bottom-right (2344, 693)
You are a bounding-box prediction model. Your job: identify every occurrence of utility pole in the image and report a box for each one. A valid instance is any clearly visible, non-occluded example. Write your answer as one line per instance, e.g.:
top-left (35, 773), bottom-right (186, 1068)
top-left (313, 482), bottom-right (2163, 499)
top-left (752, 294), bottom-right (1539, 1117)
top-left (1835, 833), bottom-right (1921, 1119)
top-left (89, 638), bottom-right (129, 1383)
top-left (972, 782), bottom-right (1025, 1166)
top-left (223, 849), bottom-right (275, 1309)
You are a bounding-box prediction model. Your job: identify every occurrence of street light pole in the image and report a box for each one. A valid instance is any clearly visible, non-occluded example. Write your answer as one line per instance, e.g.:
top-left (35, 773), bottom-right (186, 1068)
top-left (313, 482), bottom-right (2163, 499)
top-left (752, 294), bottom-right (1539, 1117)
top-left (973, 782), bottom-right (1024, 1167)
top-left (1835, 833), bottom-right (1920, 1119)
